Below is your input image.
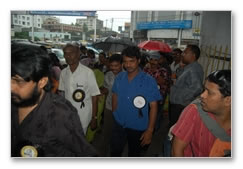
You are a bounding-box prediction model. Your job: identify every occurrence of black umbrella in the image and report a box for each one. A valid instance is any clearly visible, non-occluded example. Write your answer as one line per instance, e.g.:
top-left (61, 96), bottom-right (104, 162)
top-left (93, 36), bottom-right (135, 53)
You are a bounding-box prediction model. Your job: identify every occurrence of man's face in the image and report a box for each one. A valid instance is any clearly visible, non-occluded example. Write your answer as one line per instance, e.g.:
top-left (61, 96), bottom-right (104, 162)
top-left (110, 61), bottom-right (122, 75)
top-left (11, 75), bottom-right (41, 107)
top-left (99, 54), bottom-right (106, 64)
top-left (123, 56), bottom-right (140, 74)
top-left (200, 80), bottom-right (229, 114)
top-left (172, 51), bottom-right (181, 62)
top-left (63, 46), bottom-right (80, 66)
top-left (182, 47), bottom-right (194, 65)
top-left (149, 58), bottom-right (159, 70)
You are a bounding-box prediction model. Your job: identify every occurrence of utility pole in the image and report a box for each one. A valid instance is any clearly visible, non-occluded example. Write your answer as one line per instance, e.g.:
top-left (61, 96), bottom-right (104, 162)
top-left (94, 14), bottom-right (97, 42)
top-left (31, 15), bottom-right (34, 42)
top-left (111, 18), bottom-right (114, 31)
top-left (105, 19), bottom-right (108, 34)
top-left (178, 11), bottom-right (184, 48)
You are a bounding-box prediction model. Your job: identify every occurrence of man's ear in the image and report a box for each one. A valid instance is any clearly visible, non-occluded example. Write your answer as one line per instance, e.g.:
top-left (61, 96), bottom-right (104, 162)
top-left (224, 96), bottom-right (231, 107)
top-left (38, 77), bottom-right (48, 89)
top-left (192, 53), bottom-right (197, 61)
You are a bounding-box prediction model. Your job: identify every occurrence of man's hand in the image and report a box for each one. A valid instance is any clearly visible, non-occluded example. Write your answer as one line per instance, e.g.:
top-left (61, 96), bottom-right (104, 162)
top-left (140, 129), bottom-right (153, 147)
top-left (90, 117), bottom-right (97, 130)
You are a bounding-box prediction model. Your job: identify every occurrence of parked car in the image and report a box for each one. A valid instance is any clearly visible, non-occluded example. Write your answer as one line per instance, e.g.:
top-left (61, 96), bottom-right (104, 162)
top-left (51, 48), bottom-right (67, 66)
top-left (86, 46), bottom-right (100, 62)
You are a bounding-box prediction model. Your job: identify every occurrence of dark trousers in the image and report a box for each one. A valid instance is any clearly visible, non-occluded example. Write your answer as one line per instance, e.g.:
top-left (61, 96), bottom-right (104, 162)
top-left (110, 118), bottom-right (149, 157)
top-left (154, 102), bottom-right (164, 131)
top-left (169, 103), bottom-right (185, 128)
top-left (102, 108), bottom-right (114, 156)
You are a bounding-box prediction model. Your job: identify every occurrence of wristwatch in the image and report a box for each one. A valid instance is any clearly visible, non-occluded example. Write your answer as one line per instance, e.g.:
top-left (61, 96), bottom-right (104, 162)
top-left (92, 116), bottom-right (98, 119)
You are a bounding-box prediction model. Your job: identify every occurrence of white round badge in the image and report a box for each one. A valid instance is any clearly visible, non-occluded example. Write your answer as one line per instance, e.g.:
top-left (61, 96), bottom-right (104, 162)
top-left (133, 96), bottom-right (146, 109)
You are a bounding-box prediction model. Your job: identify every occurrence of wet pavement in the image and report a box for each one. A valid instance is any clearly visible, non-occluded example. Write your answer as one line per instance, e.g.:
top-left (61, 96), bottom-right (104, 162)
top-left (91, 113), bottom-right (170, 157)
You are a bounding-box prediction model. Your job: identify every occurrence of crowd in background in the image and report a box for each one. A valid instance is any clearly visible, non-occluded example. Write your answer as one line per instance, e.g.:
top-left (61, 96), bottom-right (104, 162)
top-left (11, 41), bottom-right (231, 157)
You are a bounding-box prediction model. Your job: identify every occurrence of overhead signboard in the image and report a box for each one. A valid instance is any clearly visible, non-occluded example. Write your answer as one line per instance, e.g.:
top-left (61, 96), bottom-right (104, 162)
top-left (29, 11), bottom-right (96, 17)
top-left (137, 20), bottom-right (192, 30)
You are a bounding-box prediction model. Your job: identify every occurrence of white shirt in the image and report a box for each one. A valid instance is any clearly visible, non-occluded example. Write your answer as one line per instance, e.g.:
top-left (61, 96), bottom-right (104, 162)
top-left (59, 63), bottom-right (100, 133)
top-left (170, 61), bottom-right (180, 73)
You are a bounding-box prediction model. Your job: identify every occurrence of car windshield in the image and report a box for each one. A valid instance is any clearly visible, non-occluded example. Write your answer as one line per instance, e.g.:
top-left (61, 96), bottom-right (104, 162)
top-left (87, 47), bottom-right (99, 55)
top-left (52, 49), bottom-right (64, 59)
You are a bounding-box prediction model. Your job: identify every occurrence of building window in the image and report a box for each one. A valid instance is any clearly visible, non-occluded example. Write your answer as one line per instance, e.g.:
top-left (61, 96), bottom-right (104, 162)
top-left (38, 24), bottom-right (40, 27)
top-left (14, 14), bottom-right (17, 18)
top-left (27, 17), bottom-right (30, 20)
top-left (19, 21), bottom-right (21, 24)
top-left (22, 16), bottom-right (25, 19)
top-left (22, 21), bottom-right (25, 25)
top-left (38, 18), bottom-right (40, 22)
top-left (27, 22), bottom-right (30, 26)
top-left (14, 20), bottom-right (18, 24)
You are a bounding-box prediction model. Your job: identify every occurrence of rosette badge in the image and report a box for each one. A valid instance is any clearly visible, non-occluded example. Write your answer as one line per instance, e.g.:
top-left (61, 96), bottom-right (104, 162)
top-left (72, 89), bottom-right (86, 108)
top-left (133, 96), bottom-right (146, 118)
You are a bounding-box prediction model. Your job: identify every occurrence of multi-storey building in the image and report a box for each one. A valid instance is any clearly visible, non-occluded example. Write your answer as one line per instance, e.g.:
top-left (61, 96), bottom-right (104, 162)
top-left (130, 11), bottom-right (202, 47)
top-left (11, 13), bottom-right (43, 29)
top-left (76, 16), bottom-right (103, 31)
top-left (42, 17), bottom-right (83, 33)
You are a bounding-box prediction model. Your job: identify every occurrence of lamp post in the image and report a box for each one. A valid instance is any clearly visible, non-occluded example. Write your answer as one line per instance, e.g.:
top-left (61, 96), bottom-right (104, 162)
top-left (31, 15), bottom-right (34, 42)
top-left (193, 11), bottom-right (201, 38)
top-left (93, 14), bottom-right (97, 42)
top-left (177, 11), bottom-right (184, 48)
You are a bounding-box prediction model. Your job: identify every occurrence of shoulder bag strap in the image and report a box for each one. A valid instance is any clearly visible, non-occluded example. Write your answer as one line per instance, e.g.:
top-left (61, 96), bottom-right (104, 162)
top-left (193, 100), bottom-right (231, 142)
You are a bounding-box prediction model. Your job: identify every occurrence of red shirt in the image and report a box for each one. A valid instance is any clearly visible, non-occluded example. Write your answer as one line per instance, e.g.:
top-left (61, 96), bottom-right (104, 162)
top-left (172, 104), bottom-right (231, 157)
top-left (143, 67), bottom-right (170, 97)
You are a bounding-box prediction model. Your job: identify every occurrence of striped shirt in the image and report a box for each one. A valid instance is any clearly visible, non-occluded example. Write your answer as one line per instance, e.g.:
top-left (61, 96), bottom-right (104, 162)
top-left (172, 104), bottom-right (231, 157)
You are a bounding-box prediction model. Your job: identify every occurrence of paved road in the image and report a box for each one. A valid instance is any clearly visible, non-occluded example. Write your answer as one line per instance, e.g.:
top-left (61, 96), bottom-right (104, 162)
top-left (91, 113), bottom-right (170, 157)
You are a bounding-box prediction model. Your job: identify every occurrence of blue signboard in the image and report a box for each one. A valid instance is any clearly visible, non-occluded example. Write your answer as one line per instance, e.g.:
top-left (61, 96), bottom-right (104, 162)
top-left (29, 11), bottom-right (96, 17)
top-left (137, 20), bottom-right (192, 30)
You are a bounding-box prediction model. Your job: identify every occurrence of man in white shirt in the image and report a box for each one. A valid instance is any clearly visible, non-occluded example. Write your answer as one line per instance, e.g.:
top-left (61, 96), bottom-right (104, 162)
top-left (170, 48), bottom-right (182, 84)
top-left (58, 43), bottom-right (100, 134)
top-left (101, 54), bottom-right (123, 156)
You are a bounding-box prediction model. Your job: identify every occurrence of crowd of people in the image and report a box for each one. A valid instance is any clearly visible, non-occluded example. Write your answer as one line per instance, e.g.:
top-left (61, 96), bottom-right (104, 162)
top-left (11, 42), bottom-right (231, 157)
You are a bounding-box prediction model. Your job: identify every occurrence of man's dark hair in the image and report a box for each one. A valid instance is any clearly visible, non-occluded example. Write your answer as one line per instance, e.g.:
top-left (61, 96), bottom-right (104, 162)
top-left (80, 45), bottom-right (87, 51)
top-left (159, 52), bottom-right (173, 65)
top-left (109, 54), bottom-right (123, 64)
top-left (11, 46), bottom-right (52, 92)
top-left (187, 44), bottom-right (201, 60)
top-left (99, 52), bottom-right (107, 58)
top-left (121, 46), bottom-right (141, 60)
top-left (87, 49), bottom-right (95, 58)
top-left (206, 69), bottom-right (231, 97)
top-left (173, 48), bottom-right (182, 54)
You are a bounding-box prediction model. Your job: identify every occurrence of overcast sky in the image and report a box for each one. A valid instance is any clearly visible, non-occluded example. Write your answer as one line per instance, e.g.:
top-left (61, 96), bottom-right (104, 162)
top-left (58, 11), bottom-right (131, 32)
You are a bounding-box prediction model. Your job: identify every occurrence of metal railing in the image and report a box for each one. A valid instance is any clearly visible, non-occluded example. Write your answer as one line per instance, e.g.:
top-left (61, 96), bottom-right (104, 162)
top-left (198, 45), bottom-right (231, 79)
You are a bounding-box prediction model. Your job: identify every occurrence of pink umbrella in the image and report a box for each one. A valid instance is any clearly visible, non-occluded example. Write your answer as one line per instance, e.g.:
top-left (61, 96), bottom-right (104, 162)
top-left (138, 40), bottom-right (172, 53)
